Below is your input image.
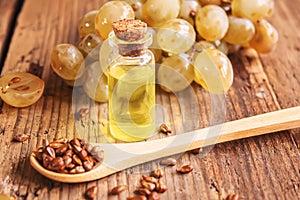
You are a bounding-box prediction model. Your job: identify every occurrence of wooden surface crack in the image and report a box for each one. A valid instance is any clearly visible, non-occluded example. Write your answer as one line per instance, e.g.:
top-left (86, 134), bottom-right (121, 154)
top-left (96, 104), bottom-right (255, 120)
top-left (0, 0), bottom-right (24, 71)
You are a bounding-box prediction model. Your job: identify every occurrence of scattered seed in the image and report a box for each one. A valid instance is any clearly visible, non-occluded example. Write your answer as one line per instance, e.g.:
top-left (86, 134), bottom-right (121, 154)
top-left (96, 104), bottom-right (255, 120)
top-left (190, 148), bottom-right (202, 155)
top-left (151, 168), bottom-right (164, 178)
top-left (70, 138), bottom-right (81, 148)
top-left (55, 143), bottom-right (68, 155)
top-left (226, 193), bottom-right (241, 200)
top-left (42, 153), bottom-right (53, 168)
top-left (176, 163), bottom-right (193, 174)
top-left (48, 157), bottom-right (64, 171)
top-left (134, 187), bottom-right (151, 196)
top-left (72, 154), bottom-right (83, 166)
top-left (83, 160), bottom-right (94, 171)
top-left (140, 180), bottom-right (156, 191)
top-left (142, 175), bottom-right (158, 184)
top-left (66, 162), bottom-right (75, 170)
top-left (85, 186), bottom-right (98, 200)
top-left (48, 142), bottom-right (64, 149)
top-left (75, 166), bottom-right (85, 173)
top-left (45, 146), bottom-right (56, 158)
top-left (13, 134), bottom-right (31, 142)
top-left (159, 123), bottom-right (172, 134)
top-left (64, 149), bottom-right (73, 157)
top-left (159, 158), bottom-right (177, 166)
top-left (155, 180), bottom-right (167, 193)
top-left (63, 155), bottom-right (72, 166)
top-left (110, 185), bottom-right (128, 195)
top-left (70, 138), bottom-right (82, 153)
top-left (127, 196), bottom-right (147, 200)
top-left (78, 149), bottom-right (88, 161)
top-left (77, 108), bottom-right (89, 119)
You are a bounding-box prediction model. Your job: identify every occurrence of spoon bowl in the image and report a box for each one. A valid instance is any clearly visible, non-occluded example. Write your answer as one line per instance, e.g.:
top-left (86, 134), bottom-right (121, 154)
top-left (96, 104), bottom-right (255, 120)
top-left (30, 106), bottom-right (300, 183)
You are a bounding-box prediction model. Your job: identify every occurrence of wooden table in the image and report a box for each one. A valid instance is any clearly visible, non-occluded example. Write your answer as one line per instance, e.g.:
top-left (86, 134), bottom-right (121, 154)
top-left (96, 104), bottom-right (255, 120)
top-left (0, 0), bottom-right (299, 199)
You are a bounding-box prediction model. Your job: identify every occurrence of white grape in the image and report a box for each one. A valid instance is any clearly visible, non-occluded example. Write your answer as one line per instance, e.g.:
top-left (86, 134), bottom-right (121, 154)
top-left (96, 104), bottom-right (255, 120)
top-left (195, 5), bottom-right (229, 41)
top-left (158, 54), bottom-right (194, 93)
top-left (249, 19), bottom-right (279, 53)
top-left (157, 18), bottom-right (196, 54)
top-left (142, 0), bottom-right (181, 27)
top-left (232, 0), bottom-right (274, 22)
top-left (193, 48), bottom-right (233, 93)
top-left (95, 1), bottom-right (135, 39)
top-left (223, 16), bottom-right (255, 45)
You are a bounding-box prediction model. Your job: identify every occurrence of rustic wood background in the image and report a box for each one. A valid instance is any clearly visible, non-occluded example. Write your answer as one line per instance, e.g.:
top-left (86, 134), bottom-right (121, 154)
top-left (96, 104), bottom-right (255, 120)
top-left (0, 0), bottom-right (299, 199)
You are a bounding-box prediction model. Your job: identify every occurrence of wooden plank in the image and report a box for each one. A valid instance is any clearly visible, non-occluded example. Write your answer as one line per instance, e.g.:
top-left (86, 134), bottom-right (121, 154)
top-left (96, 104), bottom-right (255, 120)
top-left (259, 0), bottom-right (300, 148)
top-left (0, 0), bottom-right (299, 200)
top-left (0, 0), bottom-right (21, 70)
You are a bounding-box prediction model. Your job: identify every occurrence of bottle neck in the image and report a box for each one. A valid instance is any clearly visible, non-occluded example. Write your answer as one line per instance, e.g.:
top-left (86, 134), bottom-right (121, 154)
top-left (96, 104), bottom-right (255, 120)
top-left (118, 44), bottom-right (145, 57)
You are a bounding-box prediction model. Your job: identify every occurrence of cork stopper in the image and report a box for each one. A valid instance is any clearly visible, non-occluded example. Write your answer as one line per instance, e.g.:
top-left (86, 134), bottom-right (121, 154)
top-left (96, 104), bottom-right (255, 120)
top-left (112, 19), bottom-right (147, 42)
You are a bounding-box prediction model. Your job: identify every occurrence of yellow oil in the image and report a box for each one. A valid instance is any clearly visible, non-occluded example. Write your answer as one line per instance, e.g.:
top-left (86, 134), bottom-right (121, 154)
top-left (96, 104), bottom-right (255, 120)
top-left (108, 64), bottom-right (155, 142)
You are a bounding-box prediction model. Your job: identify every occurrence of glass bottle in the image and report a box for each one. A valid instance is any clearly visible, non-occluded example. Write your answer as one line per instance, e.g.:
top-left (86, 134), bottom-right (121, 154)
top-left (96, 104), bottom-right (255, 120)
top-left (107, 19), bottom-right (156, 142)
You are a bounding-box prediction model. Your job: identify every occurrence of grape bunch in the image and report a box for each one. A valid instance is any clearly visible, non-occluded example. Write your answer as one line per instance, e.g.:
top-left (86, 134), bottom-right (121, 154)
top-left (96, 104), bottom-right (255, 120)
top-left (50, 0), bottom-right (278, 102)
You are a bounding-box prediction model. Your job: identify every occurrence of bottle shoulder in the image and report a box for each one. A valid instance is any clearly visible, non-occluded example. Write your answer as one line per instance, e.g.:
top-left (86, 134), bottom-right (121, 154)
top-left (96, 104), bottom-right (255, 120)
top-left (110, 49), bottom-right (154, 67)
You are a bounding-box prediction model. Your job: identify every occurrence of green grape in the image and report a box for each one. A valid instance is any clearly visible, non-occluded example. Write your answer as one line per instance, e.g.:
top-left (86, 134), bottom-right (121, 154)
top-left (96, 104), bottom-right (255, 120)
top-left (232, 0), bottom-right (274, 22)
top-left (51, 44), bottom-right (85, 80)
top-left (157, 18), bottom-right (196, 54)
top-left (95, 1), bottom-right (135, 39)
top-left (179, 0), bottom-right (201, 26)
top-left (198, 0), bottom-right (221, 6)
top-left (195, 5), bottom-right (229, 41)
top-left (121, 0), bottom-right (145, 19)
top-left (142, 0), bottom-right (181, 27)
top-left (78, 33), bottom-right (102, 59)
top-left (0, 72), bottom-right (44, 107)
top-left (78, 10), bottom-right (98, 38)
top-left (83, 62), bottom-right (108, 103)
top-left (223, 16), bottom-right (255, 45)
top-left (158, 54), bottom-right (194, 93)
top-left (249, 19), bottom-right (278, 53)
top-left (193, 48), bottom-right (233, 93)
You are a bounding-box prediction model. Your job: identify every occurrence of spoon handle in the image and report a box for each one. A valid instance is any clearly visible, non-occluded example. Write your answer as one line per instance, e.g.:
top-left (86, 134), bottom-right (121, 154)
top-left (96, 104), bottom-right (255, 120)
top-left (111, 106), bottom-right (300, 154)
top-left (96, 106), bottom-right (300, 180)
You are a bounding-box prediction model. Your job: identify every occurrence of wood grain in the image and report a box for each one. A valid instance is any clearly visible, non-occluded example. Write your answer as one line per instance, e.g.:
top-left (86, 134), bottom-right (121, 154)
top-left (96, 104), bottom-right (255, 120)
top-left (0, 0), bottom-right (22, 69)
top-left (0, 0), bottom-right (299, 199)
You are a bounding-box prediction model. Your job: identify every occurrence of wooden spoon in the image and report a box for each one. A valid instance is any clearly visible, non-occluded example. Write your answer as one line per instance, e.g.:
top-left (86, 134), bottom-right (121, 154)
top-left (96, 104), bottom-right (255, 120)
top-left (30, 106), bottom-right (300, 183)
